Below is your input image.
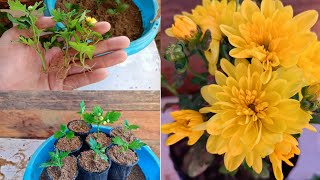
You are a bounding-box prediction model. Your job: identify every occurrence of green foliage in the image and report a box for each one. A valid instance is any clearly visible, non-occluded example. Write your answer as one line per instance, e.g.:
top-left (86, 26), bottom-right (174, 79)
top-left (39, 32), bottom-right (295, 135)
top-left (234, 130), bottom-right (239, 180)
top-left (123, 120), bottom-right (139, 132)
top-left (89, 137), bottom-right (109, 162)
top-left (7, 0), bottom-right (47, 71)
top-left (40, 150), bottom-right (70, 169)
top-left (77, 100), bottom-right (86, 116)
top-left (54, 124), bottom-right (75, 140)
top-left (83, 105), bottom-right (121, 133)
top-left (112, 136), bottom-right (146, 152)
top-left (106, 0), bottom-right (129, 15)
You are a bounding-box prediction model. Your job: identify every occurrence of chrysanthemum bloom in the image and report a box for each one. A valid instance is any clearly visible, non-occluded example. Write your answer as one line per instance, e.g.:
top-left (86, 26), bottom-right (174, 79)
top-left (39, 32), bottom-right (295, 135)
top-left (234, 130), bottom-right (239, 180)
top-left (161, 110), bottom-right (204, 145)
top-left (298, 41), bottom-right (320, 84)
top-left (165, 15), bottom-right (198, 41)
top-left (85, 17), bottom-right (97, 26)
top-left (199, 59), bottom-right (315, 174)
top-left (269, 134), bottom-right (300, 180)
top-left (183, 0), bottom-right (237, 75)
top-left (220, 0), bottom-right (318, 83)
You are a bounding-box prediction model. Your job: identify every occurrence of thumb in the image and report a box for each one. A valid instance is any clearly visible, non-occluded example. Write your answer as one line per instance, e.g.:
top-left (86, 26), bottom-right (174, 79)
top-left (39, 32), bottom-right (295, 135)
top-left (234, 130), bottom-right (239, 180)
top-left (35, 16), bottom-right (56, 29)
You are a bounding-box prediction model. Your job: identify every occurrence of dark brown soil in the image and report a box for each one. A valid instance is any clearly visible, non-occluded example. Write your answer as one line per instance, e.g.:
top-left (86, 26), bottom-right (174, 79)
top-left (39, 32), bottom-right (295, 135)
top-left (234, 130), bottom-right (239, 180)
top-left (107, 145), bottom-right (138, 165)
top-left (78, 150), bottom-right (110, 173)
top-left (56, 0), bottom-right (144, 41)
top-left (86, 132), bottom-right (112, 147)
top-left (55, 136), bottom-right (82, 152)
top-left (46, 156), bottom-right (78, 180)
top-left (68, 120), bottom-right (91, 133)
top-left (111, 126), bottom-right (136, 143)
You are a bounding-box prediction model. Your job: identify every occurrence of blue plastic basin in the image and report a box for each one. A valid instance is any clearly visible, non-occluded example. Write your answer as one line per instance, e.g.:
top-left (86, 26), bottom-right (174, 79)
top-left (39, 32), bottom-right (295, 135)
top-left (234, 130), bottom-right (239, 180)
top-left (23, 126), bottom-right (160, 180)
top-left (43, 0), bottom-right (160, 56)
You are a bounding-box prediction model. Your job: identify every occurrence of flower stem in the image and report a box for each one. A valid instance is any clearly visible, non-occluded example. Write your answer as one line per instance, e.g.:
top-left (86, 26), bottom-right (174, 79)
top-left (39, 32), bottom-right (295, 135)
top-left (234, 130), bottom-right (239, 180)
top-left (187, 65), bottom-right (207, 81)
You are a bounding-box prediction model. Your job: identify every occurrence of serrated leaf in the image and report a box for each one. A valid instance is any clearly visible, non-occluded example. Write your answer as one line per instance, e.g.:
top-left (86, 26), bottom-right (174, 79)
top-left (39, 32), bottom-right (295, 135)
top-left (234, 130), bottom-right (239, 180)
top-left (105, 111), bottom-right (121, 124)
top-left (112, 136), bottom-right (126, 146)
top-left (128, 140), bottom-right (146, 150)
top-left (78, 100), bottom-right (86, 114)
top-left (19, 36), bottom-right (34, 46)
top-left (54, 131), bottom-right (64, 139)
top-left (92, 106), bottom-right (103, 116)
top-left (8, 0), bottom-right (27, 12)
top-left (83, 113), bottom-right (95, 124)
top-left (66, 131), bottom-right (74, 140)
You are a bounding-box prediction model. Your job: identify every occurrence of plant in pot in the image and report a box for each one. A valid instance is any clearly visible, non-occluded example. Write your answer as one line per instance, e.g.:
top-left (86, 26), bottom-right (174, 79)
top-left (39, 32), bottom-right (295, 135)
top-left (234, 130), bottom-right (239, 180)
top-left (77, 138), bottom-right (111, 180)
top-left (67, 101), bottom-right (92, 140)
top-left (107, 136), bottom-right (146, 180)
top-left (54, 124), bottom-right (83, 157)
top-left (40, 150), bottom-right (78, 180)
top-left (110, 119), bottom-right (139, 143)
top-left (83, 105), bottom-right (121, 149)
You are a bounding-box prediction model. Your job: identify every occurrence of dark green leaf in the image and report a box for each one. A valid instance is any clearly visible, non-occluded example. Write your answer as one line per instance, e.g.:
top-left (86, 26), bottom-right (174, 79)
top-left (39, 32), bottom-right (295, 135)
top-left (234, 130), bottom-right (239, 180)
top-left (65, 131), bottom-right (74, 140)
top-left (128, 140), bottom-right (146, 150)
top-left (54, 131), bottom-right (64, 139)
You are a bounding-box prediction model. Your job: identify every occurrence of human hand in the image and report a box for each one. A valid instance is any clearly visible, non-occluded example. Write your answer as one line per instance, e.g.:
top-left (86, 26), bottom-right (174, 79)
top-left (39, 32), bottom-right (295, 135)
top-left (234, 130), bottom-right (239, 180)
top-left (0, 17), bottom-right (130, 90)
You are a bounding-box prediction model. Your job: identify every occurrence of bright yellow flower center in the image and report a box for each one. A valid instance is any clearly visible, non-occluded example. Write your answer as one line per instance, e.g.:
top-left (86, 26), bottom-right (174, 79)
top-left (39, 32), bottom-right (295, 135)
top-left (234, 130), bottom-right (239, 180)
top-left (86, 17), bottom-right (97, 25)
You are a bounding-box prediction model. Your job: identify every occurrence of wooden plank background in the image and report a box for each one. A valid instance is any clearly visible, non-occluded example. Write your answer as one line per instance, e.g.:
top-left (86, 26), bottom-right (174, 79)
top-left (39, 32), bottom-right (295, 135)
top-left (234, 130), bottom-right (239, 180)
top-left (0, 91), bottom-right (160, 156)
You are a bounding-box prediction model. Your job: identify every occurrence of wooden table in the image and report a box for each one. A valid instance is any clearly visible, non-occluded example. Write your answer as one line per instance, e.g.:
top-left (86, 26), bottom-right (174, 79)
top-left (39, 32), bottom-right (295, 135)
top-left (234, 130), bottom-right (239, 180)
top-left (0, 90), bottom-right (160, 180)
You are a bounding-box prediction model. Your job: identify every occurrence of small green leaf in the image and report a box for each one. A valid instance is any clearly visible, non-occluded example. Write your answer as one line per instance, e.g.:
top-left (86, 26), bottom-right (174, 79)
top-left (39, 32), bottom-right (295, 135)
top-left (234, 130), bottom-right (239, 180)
top-left (100, 154), bottom-right (109, 162)
top-left (60, 124), bottom-right (67, 132)
top-left (8, 0), bottom-right (27, 12)
top-left (117, 3), bottom-right (129, 12)
top-left (106, 9), bottom-right (117, 15)
top-left (93, 106), bottom-right (103, 116)
top-left (105, 111), bottom-right (121, 124)
top-left (54, 131), bottom-right (64, 139)
top-left (128, 139), bottom-right (146, 150)
top-left (78, 100), bottom-right (86, 115)
top-left (112, 136), bottom-right (126, 146)
top-left (65, 131), bottom-right (74, 140)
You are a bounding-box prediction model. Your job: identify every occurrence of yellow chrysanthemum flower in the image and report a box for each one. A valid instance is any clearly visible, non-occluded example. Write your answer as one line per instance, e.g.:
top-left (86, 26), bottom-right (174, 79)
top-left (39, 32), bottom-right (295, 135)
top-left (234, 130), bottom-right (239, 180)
top-left (198, 59), bottom-right (315, 174)
top-left (165, 15), bottom-right (198, 41)
top-left (220, 0), bottom-right (318, 83)
top-left (162, 110), bottom-right (204, 146)
top-left (183, 0), bottom-right (237, 75)
top-left (298, 41), bottom-right (320, 84)
top-left (269, 134), bottom-right (300, 180)
top-left (86, 17), bottom-right (97, 25)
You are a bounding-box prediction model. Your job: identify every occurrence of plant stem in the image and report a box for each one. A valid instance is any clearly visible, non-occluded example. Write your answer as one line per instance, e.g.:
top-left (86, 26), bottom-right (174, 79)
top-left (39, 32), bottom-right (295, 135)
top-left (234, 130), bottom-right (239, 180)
top-left (187, 65), bottom-right (207, 81)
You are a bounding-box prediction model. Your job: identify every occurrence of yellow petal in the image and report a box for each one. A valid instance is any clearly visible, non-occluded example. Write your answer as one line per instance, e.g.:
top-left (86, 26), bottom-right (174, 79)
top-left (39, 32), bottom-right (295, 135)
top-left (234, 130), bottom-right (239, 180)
top-left (224, 152), bottom-right (246, 172)
top-left (293, 10), bottom-right (318, 32)
top-left (187, 131), bottom-right (204, 145)
top-left (166, 134), bottom-right (186, 146)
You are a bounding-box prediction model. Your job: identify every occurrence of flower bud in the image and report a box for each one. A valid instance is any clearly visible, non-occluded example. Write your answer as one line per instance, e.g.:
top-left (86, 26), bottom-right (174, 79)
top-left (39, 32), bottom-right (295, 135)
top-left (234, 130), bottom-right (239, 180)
top-left (28, 6), bottom-right (33, 11)
top-left (165, 15), bottom-right (199, 41)
top-left (164, 43), bottom-right (186, 62)
top-left (99, 116), bottom-right (104, 121)
top-left (85, 17), bottom-right (97, 26)
top-left (103, 121), bottom-right (107, 125)
top-left (301, 83), bottom-right (320, 111)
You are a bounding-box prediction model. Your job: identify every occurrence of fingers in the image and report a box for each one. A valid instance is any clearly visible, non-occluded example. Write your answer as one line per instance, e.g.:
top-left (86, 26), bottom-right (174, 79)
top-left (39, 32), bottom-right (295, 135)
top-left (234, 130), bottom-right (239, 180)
top-left (93, 36), bottom-right (130, 55)
top-left (36, 17), bottom-right (56, 29)
top-left (68, 50), bottom-right (127, 75)
top-left (91, 22), bottom-right (111, 34)
top-left (63, 68), bottom-right (108, 90)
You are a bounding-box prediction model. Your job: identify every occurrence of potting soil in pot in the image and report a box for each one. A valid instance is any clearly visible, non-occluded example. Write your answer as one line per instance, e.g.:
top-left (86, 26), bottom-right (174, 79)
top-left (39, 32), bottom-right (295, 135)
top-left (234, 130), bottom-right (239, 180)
top-left (40, 162), bottom-right (146, 180)
top-left (56, 0), bottom-right (144, 41)
top-left (85, 132), bottom-right (112, 147)
top-left (68, 120), bottom-right (91, 133)
top-left (55, 136), bottom-right (81, 151)
top-left (79, 150), bottom-right (110, 172)
top-left (111, 127), bottom-right (136, 143)
top-left (108, 146), bottom-right (138, 165)
top-left (45, 156), bottom-right (78, 180)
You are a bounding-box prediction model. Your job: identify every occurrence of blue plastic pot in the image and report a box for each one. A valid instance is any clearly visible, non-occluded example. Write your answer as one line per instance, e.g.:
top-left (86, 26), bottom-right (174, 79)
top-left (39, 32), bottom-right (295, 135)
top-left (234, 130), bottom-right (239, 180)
top-left (43, 0), bottom-right (160, 56)
top-left (24, 126), bottom-right (160, 180)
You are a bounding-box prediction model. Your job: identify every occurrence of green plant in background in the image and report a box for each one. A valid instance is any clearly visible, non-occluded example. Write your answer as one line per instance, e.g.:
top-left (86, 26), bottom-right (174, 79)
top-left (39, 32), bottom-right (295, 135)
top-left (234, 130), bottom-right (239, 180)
top-left (83, 106), bottom-right (121, 133)
top-left (7, 0), bottom-right (47, 72)
top-left (123, 120), bottom-right (139, 132)
top-left (54, 124), bottom-right (75, 140)
top-left (89, 137), bottom-right (109, 162)
top-left (112, 136), bottom-right (145, 152)
top-left (77, 100), bottom-right (86, 120)
top-left (40, 150), bottom-right (70, 169)
top-left (106, 0), bottom-right (129, 15)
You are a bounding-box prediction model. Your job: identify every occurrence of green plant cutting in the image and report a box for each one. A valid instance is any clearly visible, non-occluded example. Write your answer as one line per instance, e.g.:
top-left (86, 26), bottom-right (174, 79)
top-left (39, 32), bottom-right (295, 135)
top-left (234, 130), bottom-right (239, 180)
top-left (40, 150), bottom-right (70, 169)
top-left (83, 105), bottom-right (121, 134)
top-left (54, 124), bottom-right (75, 140)
top-left (89, 137), bottom-right (109, 162)
top-left (112, 136), bottom-right (145, 152)
top-left (7, 0), bottom-right (103, 75)
top-left (123, 120), bottom-right (139, 132)
top-left (77, 100), bottom-right (86, 120)
top-left (106, 0), bottom-right (129, 15)
top-left (7, 0), bottom-right (47, 71)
